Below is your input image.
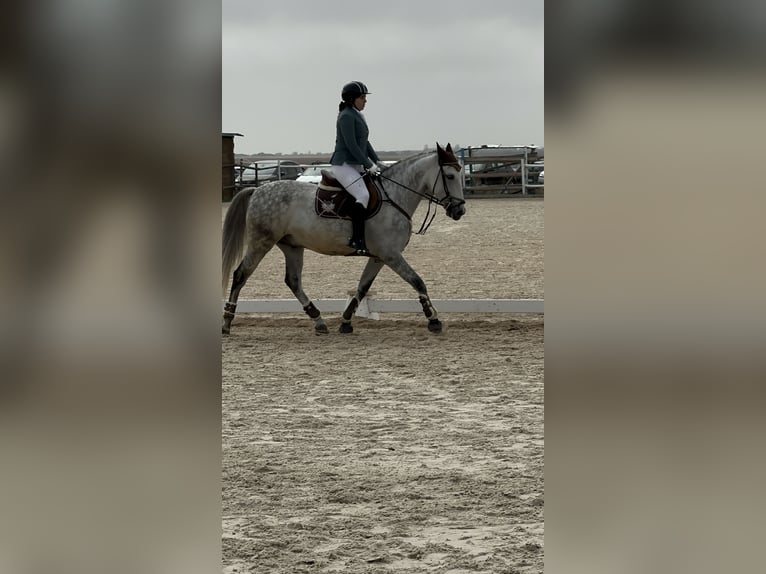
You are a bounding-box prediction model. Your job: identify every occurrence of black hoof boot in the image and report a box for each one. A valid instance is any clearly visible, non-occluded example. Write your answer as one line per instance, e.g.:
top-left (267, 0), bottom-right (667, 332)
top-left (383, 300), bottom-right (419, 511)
top-left (339, 322), bottom-right (354, 334)
top-left (428, 318), bottom-right (443, 333)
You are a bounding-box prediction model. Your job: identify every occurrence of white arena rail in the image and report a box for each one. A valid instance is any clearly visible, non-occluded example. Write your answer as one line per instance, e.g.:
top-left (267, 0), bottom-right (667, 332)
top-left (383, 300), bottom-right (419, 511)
top-left (236, 297), bottom-right (543, 319)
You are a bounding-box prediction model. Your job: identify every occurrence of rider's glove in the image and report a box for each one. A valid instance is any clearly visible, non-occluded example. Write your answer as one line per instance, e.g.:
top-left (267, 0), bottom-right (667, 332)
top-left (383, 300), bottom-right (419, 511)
top-left (367, 163), bottom-right (381, 177)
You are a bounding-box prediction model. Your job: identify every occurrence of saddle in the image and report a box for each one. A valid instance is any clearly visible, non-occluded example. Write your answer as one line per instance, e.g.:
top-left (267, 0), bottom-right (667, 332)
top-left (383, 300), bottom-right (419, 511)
top-left (314, 170), bottom-right (382, 220)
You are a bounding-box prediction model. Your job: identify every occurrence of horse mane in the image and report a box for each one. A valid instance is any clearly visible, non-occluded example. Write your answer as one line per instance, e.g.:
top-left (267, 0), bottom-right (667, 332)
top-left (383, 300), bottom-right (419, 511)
top-left (398, 149), bottom-right (435, 163)
top-left (383, 149), bottom-right (437, 175)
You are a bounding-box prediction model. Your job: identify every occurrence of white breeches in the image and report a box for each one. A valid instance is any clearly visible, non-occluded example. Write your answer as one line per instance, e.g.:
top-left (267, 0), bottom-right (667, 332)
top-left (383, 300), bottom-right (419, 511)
top-left (331, 163), bottom-right (369, 207)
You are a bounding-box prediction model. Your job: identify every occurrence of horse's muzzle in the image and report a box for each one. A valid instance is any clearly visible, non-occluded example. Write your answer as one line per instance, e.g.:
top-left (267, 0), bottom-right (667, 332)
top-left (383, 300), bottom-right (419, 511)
top-left (446, 200), bottom-right (466, 220)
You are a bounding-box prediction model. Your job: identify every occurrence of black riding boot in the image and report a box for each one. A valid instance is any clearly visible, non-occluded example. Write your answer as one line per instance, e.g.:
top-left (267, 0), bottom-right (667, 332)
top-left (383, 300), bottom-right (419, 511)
top-left (348, 202), bottom-right (368, 254)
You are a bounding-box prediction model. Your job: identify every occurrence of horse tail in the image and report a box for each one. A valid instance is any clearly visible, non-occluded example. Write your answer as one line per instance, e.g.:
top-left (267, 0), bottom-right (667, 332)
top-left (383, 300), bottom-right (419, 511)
top-left (222, 188), bottom-right (255, 295)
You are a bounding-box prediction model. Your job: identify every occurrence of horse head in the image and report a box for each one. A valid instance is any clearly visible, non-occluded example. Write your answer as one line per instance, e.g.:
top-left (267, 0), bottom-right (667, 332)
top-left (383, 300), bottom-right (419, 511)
top-left (435, 143), bottom-right (466, 221)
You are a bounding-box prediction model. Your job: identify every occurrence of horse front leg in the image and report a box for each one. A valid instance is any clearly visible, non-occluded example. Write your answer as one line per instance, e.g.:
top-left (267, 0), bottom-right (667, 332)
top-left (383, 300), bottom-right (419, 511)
top-left (340, 258), bottom-right (385, 334)
top-left (277, 244), bottom-right (328, 334)
top-left (383, 254), bottom-right (442, 334)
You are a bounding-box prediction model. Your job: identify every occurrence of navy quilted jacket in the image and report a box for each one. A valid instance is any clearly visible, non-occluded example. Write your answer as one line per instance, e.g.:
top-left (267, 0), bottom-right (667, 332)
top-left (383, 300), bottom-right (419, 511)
top-left (330, 107), bottom-right (380, 169)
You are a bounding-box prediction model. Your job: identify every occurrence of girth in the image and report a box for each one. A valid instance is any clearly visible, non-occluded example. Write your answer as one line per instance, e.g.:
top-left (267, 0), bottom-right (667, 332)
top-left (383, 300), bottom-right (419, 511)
top-left (314, 170), bottom-right (382, 220)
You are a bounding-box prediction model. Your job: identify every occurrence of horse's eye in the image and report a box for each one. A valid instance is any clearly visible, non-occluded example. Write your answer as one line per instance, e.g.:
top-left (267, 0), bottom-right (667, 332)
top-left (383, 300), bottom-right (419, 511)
top-left (446, 174), bottom-right (455, 180)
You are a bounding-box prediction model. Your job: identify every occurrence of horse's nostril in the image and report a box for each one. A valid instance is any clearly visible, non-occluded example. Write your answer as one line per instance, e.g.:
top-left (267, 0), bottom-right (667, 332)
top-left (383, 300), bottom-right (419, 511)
top-left (447, 203), bottom-right (465, 220)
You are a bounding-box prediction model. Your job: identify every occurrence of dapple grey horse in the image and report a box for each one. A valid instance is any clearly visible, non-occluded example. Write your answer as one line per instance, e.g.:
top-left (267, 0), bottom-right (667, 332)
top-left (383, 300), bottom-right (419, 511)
top-left (222, 143), bottom-right (466, 335)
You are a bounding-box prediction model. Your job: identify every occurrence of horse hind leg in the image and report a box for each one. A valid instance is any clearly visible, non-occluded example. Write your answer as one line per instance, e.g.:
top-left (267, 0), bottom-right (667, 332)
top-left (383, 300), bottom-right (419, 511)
top-left (340, 258), bottom-right (385, 334)
top-left (222, 247), bottom-right (269, 334)
top-left (277, 243), bottom-right (328, 335)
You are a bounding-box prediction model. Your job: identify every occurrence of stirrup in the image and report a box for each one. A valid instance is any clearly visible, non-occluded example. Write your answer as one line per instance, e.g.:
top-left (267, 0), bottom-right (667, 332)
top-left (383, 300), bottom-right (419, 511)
top-left (348, 239), bottom-right (368, 255)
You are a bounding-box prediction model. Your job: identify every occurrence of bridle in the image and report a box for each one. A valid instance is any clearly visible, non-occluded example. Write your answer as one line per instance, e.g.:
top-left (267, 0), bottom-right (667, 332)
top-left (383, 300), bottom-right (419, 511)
top-left (378, 157), bottom-right (466, 234)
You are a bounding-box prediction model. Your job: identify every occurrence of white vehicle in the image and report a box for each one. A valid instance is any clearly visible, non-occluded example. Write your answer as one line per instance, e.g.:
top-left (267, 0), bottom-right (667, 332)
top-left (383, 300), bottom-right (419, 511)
top-left (296, 164), bottom-right (331, 184)
top-left (296, 162), bottom-right (394, 184)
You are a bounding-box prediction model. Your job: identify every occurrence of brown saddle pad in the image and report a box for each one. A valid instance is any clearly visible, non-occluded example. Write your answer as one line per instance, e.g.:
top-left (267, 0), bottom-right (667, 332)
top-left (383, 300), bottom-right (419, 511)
top-left (314, 170), bottom-right (382, 220)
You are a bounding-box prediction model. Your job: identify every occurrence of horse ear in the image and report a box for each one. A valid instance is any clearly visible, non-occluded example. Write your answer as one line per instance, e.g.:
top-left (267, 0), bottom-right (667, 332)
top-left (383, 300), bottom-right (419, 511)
top-left (446, 143), bottom-right (453, 152)
top-left (436, 142), bottom-right (443, 151)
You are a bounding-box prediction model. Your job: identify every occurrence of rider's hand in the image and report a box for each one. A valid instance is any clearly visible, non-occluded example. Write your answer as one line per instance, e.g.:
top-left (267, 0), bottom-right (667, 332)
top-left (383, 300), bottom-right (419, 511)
top-left (367, 164), bottom-right (381, 177)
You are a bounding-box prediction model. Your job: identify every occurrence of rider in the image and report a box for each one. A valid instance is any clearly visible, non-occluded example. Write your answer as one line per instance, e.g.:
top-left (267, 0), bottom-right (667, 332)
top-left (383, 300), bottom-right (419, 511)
top-left (330, 81), bottom-right (385, 255)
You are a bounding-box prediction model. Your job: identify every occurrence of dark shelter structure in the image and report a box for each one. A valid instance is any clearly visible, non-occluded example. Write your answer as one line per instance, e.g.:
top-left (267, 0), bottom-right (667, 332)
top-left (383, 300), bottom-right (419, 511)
top-left (222, 132), bottom-right (243, 201)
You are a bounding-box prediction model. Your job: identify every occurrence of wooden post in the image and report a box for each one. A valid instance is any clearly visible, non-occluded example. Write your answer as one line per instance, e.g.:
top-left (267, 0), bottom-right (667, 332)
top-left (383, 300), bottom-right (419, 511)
top-left (222, 132), bottom-right (243, 201)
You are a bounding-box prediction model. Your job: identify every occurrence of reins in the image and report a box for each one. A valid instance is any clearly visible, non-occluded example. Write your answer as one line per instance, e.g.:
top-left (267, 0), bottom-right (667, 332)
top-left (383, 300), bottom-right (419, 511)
top-left (375, 177), bottom-right (413, 222)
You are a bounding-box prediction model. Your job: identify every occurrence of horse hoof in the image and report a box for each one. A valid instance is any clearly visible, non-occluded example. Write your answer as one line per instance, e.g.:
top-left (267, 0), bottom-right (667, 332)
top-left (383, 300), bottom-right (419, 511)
top-left (428, 319), bottom-right (442, 333)
top-left (222, 325), bottom-right (230, 335)
top-left (339, 322), bottom-right (353, 334)
top-left (315, 322), bottom-right (329, 335)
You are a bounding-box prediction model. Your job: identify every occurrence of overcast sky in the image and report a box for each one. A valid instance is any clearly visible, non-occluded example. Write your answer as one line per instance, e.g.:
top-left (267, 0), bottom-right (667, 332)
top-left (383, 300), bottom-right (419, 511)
top-left (223, 0), bottom-right (543, 155)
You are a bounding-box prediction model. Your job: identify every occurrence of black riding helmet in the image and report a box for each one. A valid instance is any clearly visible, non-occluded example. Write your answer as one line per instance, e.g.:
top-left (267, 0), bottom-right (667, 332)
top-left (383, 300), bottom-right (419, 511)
top-left (341, 81), bottom-right (371, 103)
